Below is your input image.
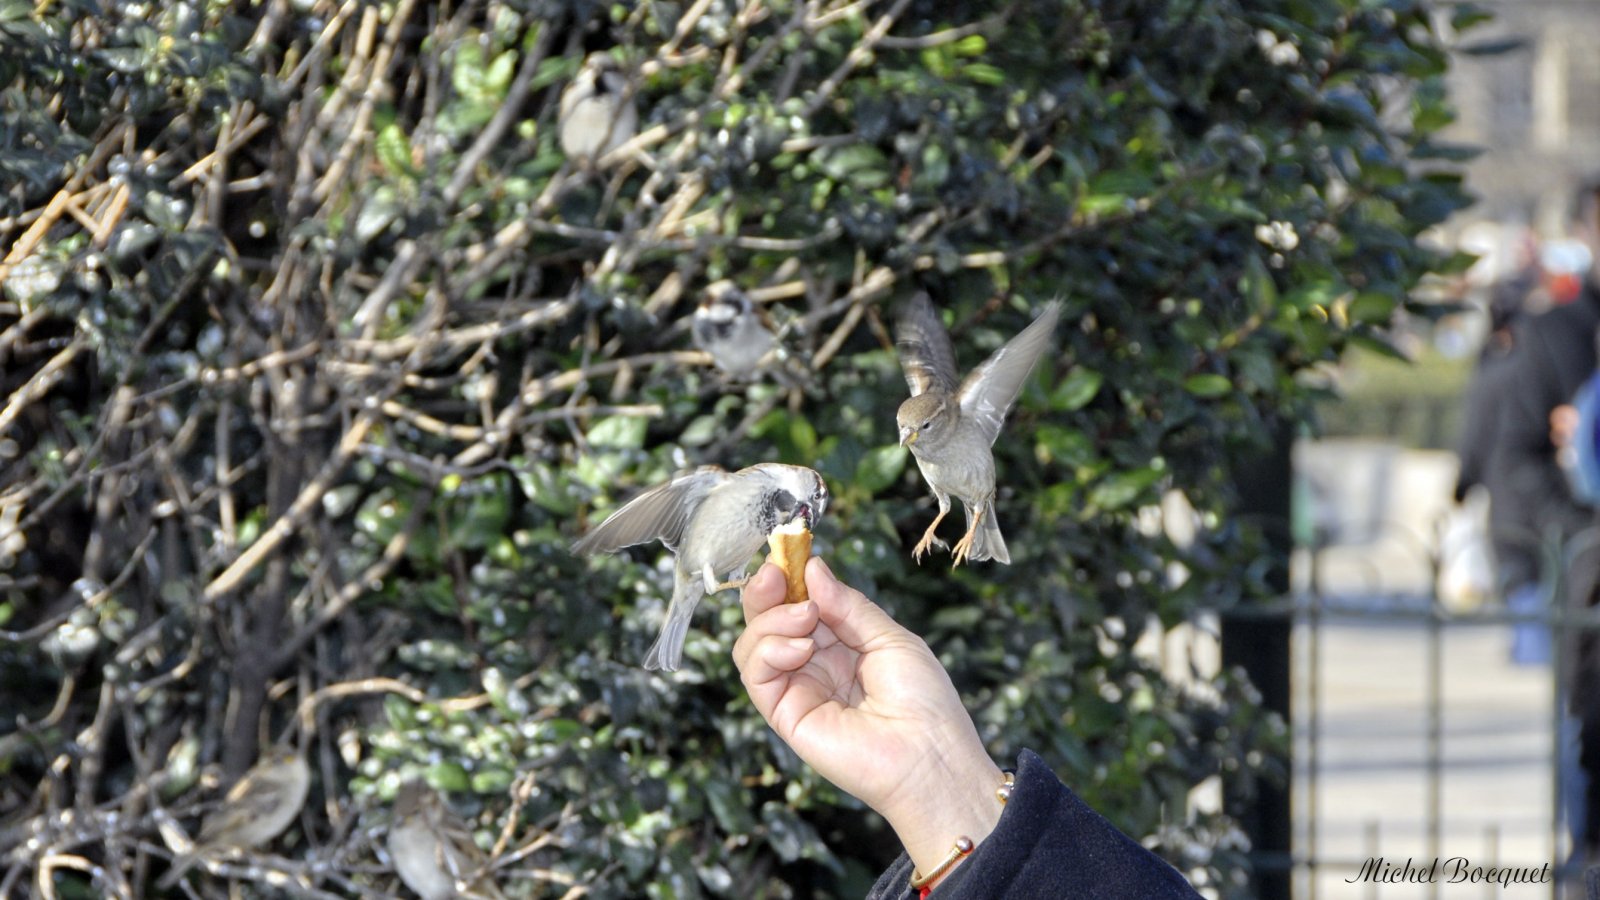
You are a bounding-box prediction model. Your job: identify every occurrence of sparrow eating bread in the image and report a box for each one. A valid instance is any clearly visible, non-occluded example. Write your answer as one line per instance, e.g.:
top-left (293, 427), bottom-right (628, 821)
top-left (895, 294), bottom-right (1060, 566)
top-left (572, 464), bottom-right (828, 670)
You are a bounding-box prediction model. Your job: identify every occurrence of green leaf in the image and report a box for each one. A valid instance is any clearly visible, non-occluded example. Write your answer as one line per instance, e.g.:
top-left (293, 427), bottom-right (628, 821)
top-left (1348, 291), bottom-right (1397, 325)
top-left (471, 767), bottom-right (515, 794)
top-left (854, 444), bottom-right (907, 494)
top-left (1183, 374), bottom-right (1232, 398)
top-left (1078, 194), bottom-right (1131, 216)
top-left (427, 762), bottom-right (471, 793)
top-left (1451, 3), bottom-right (1494, 32)
top-left (484, 50), bottom-right (516, 95)
top-left (1052, 368), bottom-right (1103, 410)
top-left (1087, 467), bottom-right (1162, 512)
top-left (587, 415), bottom-right (648, 449)
top-left (515, 461), bottom-right (577, 514)
top-left (705, 778), bottom-right (755, 832)
top-left (375, 122), bottom-right (415, 178)
top-left (450, 487), bottom-right (511, 550)
top-left (1347, 332), bottom-right (1412, 362)
top-left (964, 62), bottom-right (1006, 85)
top-left (816, 144), bottom-right (890, 190)
top-left (953, 34), bottom-right (987, 56)
top-left (1241, 253), bottom-right (1278, 314)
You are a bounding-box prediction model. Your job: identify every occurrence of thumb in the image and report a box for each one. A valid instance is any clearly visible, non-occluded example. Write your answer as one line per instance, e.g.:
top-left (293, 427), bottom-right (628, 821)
top-left (805, 557), bottom-right (908, 650)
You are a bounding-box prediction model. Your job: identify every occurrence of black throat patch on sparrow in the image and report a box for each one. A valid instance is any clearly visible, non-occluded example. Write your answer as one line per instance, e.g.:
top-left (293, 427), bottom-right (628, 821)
top-left (757, 489), bottom-right (798, 533)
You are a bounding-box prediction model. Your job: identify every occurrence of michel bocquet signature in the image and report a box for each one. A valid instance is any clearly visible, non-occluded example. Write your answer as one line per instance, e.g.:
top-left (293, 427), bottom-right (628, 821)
top-left (1346, 857), bottom-right (1552, 888)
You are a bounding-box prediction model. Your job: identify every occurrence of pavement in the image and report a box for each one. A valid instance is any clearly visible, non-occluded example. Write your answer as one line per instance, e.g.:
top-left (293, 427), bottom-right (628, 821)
top-left (1292, 440), bottom-right (1569, 900)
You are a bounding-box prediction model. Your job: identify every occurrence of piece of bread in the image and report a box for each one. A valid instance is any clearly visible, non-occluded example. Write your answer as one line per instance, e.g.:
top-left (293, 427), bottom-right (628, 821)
top-left (766, 519), bottom-right (813, 603)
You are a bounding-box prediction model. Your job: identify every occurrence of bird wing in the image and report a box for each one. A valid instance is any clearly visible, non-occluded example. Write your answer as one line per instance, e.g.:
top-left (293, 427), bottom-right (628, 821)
top-left (957, 301), bottom-right (1061, 445)
top-left (197, 776), bottom-right (283, 844)
top-left (894, 293), bottom-right (960, 397)
top-left (571, 466), bottom-right (730, 555)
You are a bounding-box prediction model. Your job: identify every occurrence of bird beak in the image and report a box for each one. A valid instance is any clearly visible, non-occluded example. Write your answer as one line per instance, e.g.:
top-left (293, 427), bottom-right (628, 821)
top-left (796, 503), bottom-right (814, 528)
top-left (899, 427), bottom-right (917, 447)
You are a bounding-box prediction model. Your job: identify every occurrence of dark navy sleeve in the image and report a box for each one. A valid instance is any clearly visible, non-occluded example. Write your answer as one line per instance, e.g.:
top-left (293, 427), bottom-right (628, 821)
top-left (1586, 864), bottom-right (1599, 900)
top-left (866, 749), bottom-right (1201, 899)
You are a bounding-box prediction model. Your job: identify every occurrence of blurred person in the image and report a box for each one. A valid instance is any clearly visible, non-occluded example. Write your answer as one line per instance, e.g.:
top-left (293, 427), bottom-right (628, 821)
top-left (1447, 271), bottom-right (1529, 610)
top-left (1454, 248), bottom-right (1536, 584)
top-left (1494, 180), bottom-right (1600, 881)
top-left (732, 559), bottom-right (1201, 899)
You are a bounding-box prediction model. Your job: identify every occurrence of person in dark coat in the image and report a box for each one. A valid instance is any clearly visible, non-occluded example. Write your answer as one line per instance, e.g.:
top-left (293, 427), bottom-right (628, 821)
top-left (1454, 268), bottom-right (1536, 599)
top-left (732, 559), bottom-right (1201, 899)
top-left (1495, 181), bottom-right (1600, 881)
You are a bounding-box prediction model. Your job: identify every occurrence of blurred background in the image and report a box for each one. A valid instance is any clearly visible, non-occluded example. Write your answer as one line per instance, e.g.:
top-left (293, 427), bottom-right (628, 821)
top-left (1288, 1), bottom-right (1600, 897)
top-left (0, 0), bottom-right (1597, 898)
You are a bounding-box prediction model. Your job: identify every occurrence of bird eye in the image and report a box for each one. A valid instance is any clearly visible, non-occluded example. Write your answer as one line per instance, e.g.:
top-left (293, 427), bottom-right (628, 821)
top-left (921, 420), bottom-right (931, 429)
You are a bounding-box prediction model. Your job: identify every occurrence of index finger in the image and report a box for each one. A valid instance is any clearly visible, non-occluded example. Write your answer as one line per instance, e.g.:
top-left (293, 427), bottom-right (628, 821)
top-left (740, 561), bottom-right (788, 624)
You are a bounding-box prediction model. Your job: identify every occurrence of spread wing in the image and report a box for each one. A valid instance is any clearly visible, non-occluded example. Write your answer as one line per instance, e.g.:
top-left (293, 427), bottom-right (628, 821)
top-left (894, 293), bottom-right (959, 397)
top-left (957, 301), bottom-right (1060, 445)
top-left (571, 466), bottom-right (729, 555)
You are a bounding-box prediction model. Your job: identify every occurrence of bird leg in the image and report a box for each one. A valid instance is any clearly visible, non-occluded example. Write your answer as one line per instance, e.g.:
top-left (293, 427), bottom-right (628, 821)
top-left (912, 504), bottom-right (950, 562)
top-left (951, 505), bottom-right (985, 568)
top-left (702, 563), bottom-right (750, 594)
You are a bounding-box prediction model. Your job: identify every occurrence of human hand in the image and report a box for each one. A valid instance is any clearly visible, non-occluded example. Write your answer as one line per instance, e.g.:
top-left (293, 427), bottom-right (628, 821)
top-left (1552, 403), bottom-right (1579, 450)
top-left (733, 558), bottom-right (1004, 876)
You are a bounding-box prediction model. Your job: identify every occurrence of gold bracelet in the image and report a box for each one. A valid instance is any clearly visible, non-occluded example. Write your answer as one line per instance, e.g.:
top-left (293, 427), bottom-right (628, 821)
top-left (908, 836), bottom-right (975, 890)
top-left (907, 770), bottom-right (1017, 891)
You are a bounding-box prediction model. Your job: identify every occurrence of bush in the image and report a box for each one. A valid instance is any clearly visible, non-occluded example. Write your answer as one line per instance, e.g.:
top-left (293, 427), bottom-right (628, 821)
top-left (0, 0), bottom-right (1472, 896)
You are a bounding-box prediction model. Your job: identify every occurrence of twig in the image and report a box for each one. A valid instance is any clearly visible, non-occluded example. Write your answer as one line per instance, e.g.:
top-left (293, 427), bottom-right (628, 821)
top-left (0, 336), bottom-right (85, 438)
top-left (443, 22), bottom-right (556, 206)
top-left (802, 0), bottom-right (915, 118)
top-left (201, 411), bottom-right (377, 602)
top-left (275, 481), bottom-right (434, 672)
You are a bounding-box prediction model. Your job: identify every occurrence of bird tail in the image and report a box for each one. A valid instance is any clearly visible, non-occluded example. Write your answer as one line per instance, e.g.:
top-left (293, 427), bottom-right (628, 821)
top-left (642, 572), bottom-right (703, 671)
top-left (966, 501), bottom-right (1010, 564)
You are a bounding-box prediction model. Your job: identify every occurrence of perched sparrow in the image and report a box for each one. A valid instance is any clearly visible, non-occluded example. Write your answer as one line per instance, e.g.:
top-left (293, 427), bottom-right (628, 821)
top-left (895, 294), bottom-right (1060, 566)
top-left (388, 779), bottom-right (505, 900)
top-left (157, 745), bottom-right (311, 887)
top-left (557, 52), bottom-right (637, 165)
top-left (572, 464), bottom-right (828, 671)
top-left (692, 281), bottom-right (778, 379)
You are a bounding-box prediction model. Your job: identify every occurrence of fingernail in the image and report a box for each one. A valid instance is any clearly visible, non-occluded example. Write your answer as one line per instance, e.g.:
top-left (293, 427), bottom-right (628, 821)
top-left (787, 638), bottom-right (813, 651)
top-left (789, 600), bottom-right (814, 616)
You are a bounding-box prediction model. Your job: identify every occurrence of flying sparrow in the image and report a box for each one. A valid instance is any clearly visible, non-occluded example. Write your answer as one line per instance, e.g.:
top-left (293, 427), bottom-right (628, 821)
top-left (557, 52), bottom-right (637, 166)
top-left (692, 281), bottom-right (778, 379)
top-left (388, 779), bottom-right (505, 900)
top-left (895, 293), bottom-right (1060, 566)
top-left (157, 745), bottom-right (311, 887)
top-left (572, 463), bottom-right (828, 671)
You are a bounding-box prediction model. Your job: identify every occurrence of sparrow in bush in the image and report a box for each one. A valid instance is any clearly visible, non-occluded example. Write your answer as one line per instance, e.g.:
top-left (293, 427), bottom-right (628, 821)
top-left (572, 464), bottom-right (828, 671)
top-left (895, 294), bottom-right (1060, 566)
top-left (558, 52), bottom-right (637, 165)
top-left (692, 281), bottom-right (778, 379)
top-left (388, 779), bottom-right (505, 900)
top-left (157, 745), bottom-right (311, 887)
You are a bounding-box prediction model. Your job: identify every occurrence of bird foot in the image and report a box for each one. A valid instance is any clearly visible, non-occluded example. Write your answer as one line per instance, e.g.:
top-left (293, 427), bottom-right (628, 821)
top-left (951, 530), bottom-right (977, 568)
top-left (911, 531), bottom-right (948, 563)
top-left (702, 565), bottom-right (751, 594)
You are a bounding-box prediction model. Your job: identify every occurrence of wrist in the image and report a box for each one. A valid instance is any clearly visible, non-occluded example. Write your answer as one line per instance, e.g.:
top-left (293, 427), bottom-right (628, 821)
top-left (876, 730), bottom-right (1006, 884)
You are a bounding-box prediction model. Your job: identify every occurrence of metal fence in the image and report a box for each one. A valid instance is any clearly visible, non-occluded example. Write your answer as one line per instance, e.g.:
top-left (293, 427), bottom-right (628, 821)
top-left (1141, 437), bottom-right (1600, 899)
top-left (1257, 515), bottom-right (1600, 899)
